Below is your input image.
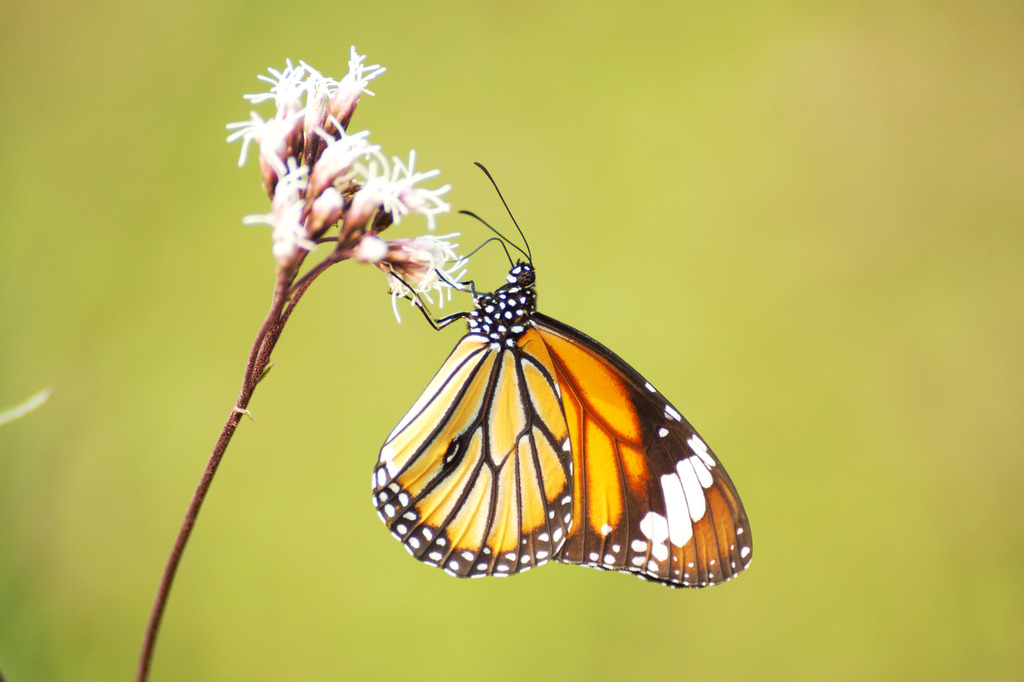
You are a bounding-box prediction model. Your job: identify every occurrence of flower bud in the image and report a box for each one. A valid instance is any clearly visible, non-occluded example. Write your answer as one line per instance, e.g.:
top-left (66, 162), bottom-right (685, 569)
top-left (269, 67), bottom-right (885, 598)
top-left (329, 47), bottom-right (385, 129)
top-left (354, 234), bottom-right (389, 263)
top-left (308, 186), bottom-right (345, 239)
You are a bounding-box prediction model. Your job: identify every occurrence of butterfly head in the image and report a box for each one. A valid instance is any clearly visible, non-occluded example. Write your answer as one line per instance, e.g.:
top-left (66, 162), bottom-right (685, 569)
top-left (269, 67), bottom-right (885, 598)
top-left (467, 262), bottom-right (537, 348)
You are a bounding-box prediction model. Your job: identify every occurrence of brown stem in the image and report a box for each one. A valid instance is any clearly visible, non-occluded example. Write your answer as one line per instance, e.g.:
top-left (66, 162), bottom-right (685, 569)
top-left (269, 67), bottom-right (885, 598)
top-left (136, 271), bottom-right (294, 682)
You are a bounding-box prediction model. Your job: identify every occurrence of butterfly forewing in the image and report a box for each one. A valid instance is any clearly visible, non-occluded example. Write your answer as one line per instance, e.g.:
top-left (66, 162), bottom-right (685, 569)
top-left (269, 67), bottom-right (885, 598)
top-left (532, 313), bottom-right (753, 587)
top-left (373, 331), bottom-right (574, 578)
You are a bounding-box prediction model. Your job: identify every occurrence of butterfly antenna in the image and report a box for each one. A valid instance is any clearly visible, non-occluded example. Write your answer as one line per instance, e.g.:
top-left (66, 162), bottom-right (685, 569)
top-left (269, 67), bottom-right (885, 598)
top-left (463, 235), bottom-right (515, 265)
top-left (472, 162), bottom-right (532, 264)
top-left (459, 210), bottom-right (529, 264)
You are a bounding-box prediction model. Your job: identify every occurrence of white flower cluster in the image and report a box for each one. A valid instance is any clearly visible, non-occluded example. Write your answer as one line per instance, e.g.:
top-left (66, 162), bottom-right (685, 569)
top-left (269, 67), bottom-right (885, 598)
top-left (225, 47), bottom-right (462, 302)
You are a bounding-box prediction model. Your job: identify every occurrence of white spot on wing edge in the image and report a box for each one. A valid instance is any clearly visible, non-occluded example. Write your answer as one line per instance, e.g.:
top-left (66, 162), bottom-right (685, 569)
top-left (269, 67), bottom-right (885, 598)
top-left (664, 404), bottom-right (682, 421)
top-left (676, 458), bottom-right (708, 524)
top-left (688, 434), bottom-right (715, 468)
top-left (688, 455), bottom-right (714, 488)
top-left (659, 473), bottom-right (694, 546)
top-left (638, 511), bottom-right (670, 561)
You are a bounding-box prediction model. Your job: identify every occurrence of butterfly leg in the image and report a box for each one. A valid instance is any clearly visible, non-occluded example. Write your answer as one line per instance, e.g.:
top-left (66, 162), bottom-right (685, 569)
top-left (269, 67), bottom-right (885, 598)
top-left (384, 266), bottom-right (478, 331)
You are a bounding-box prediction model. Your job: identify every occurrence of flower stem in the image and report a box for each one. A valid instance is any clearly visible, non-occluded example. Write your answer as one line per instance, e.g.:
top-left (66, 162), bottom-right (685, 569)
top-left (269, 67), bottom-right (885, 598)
top-left (136, 271), bottom-right (296, 682)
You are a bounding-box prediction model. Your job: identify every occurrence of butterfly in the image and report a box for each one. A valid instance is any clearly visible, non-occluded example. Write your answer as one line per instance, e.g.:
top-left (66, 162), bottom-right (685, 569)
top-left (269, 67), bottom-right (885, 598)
top-left (371, 253), bottom-right (752, 588)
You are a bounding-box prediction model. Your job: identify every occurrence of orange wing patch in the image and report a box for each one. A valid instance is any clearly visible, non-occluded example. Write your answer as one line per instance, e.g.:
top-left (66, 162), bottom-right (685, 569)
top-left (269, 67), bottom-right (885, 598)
top-left (533, 316), bottom-right (752, 587)
top-left (540, 328), bottom-right (642, 444)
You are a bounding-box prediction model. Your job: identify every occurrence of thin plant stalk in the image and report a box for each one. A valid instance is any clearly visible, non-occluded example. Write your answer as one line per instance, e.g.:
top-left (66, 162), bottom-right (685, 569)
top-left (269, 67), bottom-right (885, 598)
top-left (135, 52), bottom-right (462, 681)
top-left (135, 271), bottom-right (289, 682)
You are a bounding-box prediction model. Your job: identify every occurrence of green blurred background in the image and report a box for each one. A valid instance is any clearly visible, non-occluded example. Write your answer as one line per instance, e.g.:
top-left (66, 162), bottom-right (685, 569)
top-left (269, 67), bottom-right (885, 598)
top-left (2, 0), bottom-right (1022, 679)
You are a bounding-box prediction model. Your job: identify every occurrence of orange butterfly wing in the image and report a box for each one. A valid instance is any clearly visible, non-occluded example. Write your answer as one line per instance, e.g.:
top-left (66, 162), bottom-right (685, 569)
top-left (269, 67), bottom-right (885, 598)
top-left (531, 313), bottom-right (753, 587)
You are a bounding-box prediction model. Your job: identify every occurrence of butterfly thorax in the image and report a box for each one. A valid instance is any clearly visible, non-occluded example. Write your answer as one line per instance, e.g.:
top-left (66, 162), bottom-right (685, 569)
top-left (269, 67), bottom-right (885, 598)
top-left (467, 263), bottom-right (537, 348)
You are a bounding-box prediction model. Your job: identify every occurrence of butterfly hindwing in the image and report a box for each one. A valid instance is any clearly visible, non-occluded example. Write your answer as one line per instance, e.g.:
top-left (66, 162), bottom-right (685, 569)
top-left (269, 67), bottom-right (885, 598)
top-left (531, 313), bottom-right (753, 587)
top-left (373, 331), bottom-right (574, 578)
